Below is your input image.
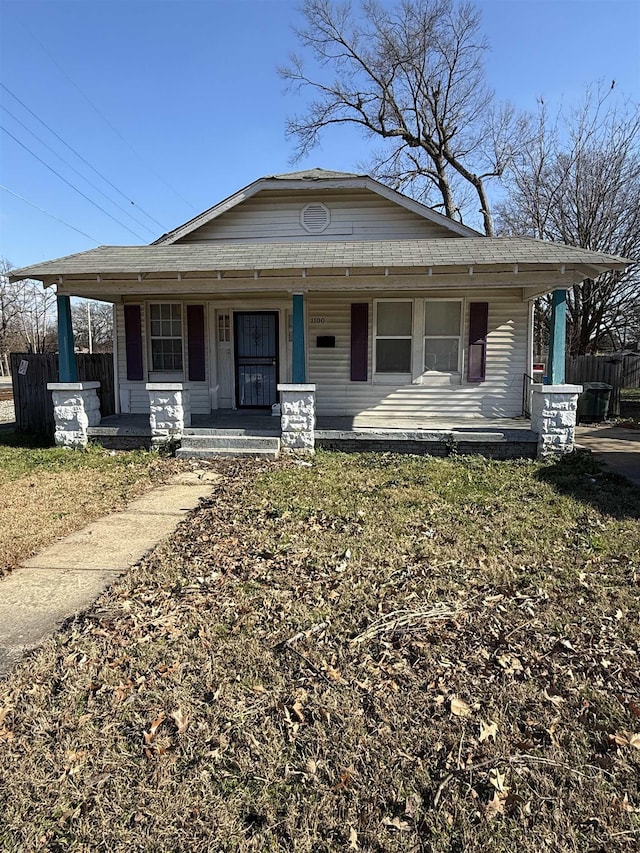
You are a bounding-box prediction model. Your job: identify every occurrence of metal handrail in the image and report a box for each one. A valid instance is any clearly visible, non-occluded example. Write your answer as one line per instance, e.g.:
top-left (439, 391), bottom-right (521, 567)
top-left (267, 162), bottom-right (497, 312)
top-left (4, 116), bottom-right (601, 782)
top-left (522, 373), bottom-right (534, 417)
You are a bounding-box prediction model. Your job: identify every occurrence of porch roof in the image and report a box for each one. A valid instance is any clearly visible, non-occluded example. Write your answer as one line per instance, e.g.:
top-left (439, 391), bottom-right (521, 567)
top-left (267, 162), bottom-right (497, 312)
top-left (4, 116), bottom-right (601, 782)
top-left (9, 238), bottom-right (630, 283)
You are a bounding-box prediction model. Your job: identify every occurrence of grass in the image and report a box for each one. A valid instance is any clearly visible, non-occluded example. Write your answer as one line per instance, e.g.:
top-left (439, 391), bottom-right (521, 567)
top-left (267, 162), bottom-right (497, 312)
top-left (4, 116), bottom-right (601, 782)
top-left (1, 451), bottom-right (639, 852)
top-left (0, 432), bottom-right (180, 577)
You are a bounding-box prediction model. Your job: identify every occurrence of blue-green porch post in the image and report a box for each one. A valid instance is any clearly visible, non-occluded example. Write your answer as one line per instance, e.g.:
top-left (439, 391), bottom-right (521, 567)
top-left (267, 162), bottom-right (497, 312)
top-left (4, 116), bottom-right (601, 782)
top-left (292, 293), bottom-right (306, 383)
top-left (57, 294), bottom-right (77, 382)
top-left (547, 289), bottom-right (567, 385)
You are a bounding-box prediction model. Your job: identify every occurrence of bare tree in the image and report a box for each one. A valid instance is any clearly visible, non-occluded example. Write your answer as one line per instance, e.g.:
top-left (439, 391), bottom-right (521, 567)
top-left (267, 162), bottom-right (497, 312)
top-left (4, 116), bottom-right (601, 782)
top-left (0, 259), bottom-right (22, 374)
top-left (0, 259), bottom-right (57, 361)
top-left (72, 301), bottom-right (113, 353)
top-left (280, 0), bottom-right (515, 234)
top-left (497, 87), bottom-right (640, 355)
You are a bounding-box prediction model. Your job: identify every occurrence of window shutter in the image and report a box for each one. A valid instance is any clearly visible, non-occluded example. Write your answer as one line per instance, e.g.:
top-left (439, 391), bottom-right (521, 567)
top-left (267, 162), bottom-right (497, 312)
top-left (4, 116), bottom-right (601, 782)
top-left (350, 303), bottom-right (369, 381)
top-left (187, 304), bottom-right (206, 382)
top-left (123, 304), bottom-right (143, 381)
top-left (468, 302), bottom-right (488, 382)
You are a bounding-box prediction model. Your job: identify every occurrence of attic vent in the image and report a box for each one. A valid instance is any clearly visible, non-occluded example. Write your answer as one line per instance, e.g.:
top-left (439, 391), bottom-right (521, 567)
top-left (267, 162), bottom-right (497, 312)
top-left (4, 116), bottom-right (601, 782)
top-left (301, 202), bottom-right (330, 233)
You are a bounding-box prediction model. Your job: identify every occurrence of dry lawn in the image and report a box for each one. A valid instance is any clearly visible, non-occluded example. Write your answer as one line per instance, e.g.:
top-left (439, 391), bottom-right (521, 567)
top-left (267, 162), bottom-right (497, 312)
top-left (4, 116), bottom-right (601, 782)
top-left (0, 433), bottom-right (180, 577)
top-left (1, 451), bottom-right (639, 852)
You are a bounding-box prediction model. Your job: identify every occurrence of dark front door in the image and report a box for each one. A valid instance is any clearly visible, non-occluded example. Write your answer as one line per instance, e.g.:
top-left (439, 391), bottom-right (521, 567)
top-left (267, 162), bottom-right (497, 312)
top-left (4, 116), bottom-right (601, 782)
top-left (234, 312), bottom-right (279, 408)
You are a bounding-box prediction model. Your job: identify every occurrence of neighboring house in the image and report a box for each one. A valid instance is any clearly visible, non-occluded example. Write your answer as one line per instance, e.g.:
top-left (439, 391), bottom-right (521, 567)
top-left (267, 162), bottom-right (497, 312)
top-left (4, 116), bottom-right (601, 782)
top-left (10, 169), bottom-right (629, 455)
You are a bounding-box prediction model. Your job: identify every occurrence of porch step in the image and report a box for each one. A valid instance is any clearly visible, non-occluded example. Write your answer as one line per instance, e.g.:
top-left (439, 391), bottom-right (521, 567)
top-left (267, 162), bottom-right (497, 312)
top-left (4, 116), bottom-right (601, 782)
top-left (183, 427), bottom-right (279, 437)
top-left (177, 434), bottom-right (280, 460)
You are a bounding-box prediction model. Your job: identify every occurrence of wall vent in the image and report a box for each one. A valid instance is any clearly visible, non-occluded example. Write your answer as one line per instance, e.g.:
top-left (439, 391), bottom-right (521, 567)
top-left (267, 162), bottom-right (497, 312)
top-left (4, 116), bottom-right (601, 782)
top-left (301, 202), bottom-right (330, 233)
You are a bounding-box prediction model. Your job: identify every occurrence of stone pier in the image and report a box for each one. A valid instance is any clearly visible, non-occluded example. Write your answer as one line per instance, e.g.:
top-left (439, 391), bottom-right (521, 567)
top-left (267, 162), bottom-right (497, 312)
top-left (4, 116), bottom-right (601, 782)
top-left (531, 384), bottom-right (582, 458)
top-left (278, 383), bottom-right (316, 453)
top-left (48, 382), bottom-right (101, 448)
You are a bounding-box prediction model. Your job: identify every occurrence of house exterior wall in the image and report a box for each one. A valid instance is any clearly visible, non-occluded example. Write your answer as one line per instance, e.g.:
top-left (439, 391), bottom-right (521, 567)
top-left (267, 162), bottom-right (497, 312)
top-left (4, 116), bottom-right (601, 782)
top-left (174, 189), bottom-right (462, 244)
top-left (114, 287), bottom-right (528, 419)
top-left (307, 289), bottom-right (527, 418)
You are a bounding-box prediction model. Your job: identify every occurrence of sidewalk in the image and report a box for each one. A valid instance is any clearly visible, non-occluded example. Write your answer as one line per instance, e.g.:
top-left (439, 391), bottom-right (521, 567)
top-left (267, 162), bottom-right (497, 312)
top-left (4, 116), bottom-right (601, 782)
top-left (575, 424), bottom-right (640, 487)
top-left (0, 469), bottom-right (220, 677)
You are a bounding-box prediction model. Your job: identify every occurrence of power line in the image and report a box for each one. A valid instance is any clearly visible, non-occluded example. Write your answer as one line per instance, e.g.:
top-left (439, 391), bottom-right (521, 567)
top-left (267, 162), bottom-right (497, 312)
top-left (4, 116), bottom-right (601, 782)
top-left (0, 184), bottom-right (101, 244)
top-left (1, 104), bottom-right (157, 238)
top-left (0, 83), bottom-right (168, 232)
top-left (14, 18), bottom-right (198, 213)
top-left (1, 124), bottom-right (148, 240)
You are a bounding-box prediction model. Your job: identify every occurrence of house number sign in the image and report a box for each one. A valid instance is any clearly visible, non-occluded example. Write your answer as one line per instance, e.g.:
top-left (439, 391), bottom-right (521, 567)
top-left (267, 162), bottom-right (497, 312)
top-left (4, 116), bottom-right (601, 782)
top-left (310, 317), bottom-right (326, 324)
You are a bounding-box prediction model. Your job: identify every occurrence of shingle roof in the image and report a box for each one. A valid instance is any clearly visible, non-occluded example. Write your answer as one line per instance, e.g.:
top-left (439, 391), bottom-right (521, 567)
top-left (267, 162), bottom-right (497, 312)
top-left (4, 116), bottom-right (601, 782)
top-left (10, 238), bottom-right (630, 280)
top-left (267, 168), bottom-right (364, 180)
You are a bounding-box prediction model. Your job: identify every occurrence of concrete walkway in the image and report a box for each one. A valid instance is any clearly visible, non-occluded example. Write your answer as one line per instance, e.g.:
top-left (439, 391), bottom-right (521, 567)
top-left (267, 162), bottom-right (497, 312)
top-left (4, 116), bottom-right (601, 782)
top-left (575, 424), bottom-right (640, 487)
top-left (0, 469), bottom-right (220, 677)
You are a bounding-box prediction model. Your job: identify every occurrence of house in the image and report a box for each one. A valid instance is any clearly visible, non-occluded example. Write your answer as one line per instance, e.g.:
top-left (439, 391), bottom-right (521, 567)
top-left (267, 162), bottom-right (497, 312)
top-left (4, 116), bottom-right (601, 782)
top-left (9, 169), bottom-right (630, 457)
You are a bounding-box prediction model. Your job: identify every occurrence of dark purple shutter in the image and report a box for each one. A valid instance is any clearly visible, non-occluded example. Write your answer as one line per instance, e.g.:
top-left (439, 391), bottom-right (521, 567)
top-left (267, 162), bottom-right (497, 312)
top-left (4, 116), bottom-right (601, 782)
top-left (187, 304), bottom-right (206, 382)
top-left (350, 303), bottom-right (369, 381)
top-left (123, 304), bottom-right (143, 380)
top-left (468, 302), bottom-right (489, 382)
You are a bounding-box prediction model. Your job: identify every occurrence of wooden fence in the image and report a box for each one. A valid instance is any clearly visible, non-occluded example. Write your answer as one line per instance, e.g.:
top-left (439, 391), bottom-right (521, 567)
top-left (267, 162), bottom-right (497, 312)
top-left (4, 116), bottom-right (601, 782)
top-left (623, 354), bottom-right (640, 388)
top-left (565, 353), bottom-right (640, 418)
top-left (10, 352), bottom-right (114, 434)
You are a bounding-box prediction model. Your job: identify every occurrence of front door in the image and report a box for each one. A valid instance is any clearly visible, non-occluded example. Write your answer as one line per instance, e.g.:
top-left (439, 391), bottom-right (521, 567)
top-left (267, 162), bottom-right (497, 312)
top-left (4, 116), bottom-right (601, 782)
top-left (234, 312), bottom-right (279, 408)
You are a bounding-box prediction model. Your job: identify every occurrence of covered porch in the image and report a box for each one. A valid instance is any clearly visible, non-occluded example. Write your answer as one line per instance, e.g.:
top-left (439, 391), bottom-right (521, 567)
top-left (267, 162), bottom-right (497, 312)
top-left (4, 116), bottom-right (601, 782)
top-left (87, 410), bottom-right (539, 459)
top-left (9, 236), bottom-right (627, 458)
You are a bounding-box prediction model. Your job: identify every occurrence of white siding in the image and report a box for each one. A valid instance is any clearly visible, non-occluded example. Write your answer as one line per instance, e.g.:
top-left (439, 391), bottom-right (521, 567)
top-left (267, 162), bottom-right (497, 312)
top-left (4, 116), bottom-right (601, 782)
top-left (115, 302), bottom-right (210, 415)
top-left (176, 190), bottom-right (461, 244)
top-left (114, 289), bottom-right (529, 419)
top-left (307, 290), bottom-right (528, 418)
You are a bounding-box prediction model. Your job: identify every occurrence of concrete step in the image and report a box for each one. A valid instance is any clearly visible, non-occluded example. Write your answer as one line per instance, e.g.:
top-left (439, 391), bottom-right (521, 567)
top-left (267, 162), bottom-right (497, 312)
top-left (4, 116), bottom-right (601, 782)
top-left (176, 447), bottom-right (279, 460)
top-left (180, 435), bottom-right (280, 451)
top-left (184, 427), bottom-right (280, 437)
top-left (178, 433), bottom-right (280, 460)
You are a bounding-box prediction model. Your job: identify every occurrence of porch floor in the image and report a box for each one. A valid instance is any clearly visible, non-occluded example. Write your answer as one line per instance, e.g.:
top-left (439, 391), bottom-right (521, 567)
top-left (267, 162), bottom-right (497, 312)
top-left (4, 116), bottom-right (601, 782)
top-left (91, 411), bottom-right (535, 440)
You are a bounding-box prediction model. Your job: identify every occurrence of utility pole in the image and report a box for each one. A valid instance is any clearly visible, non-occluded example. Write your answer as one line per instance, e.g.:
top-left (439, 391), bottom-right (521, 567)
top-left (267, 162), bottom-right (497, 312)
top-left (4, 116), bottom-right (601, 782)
top-left (87, 301), bottom-right (93, 354)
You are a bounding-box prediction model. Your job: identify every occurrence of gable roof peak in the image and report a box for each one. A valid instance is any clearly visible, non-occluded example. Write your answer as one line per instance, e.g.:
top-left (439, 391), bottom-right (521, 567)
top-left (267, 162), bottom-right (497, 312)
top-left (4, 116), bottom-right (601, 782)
top-left (267, 167), bottom-right (364, 181)
top-left (153, 169), bottom-right (481, 244)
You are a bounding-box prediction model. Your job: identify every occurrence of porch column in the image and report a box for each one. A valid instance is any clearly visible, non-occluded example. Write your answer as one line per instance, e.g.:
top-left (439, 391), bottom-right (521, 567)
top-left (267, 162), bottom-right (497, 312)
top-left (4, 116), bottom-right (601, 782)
top-left (57, 294), bottom-right (77, 382)
top-left (292, 293), bottom-right (306, 383)
top-left (547, 289), bottom-right (567, 385)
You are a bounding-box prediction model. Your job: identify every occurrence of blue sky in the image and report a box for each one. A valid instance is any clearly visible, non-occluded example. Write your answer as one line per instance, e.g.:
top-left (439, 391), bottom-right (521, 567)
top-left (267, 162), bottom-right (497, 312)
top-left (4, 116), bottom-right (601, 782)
top-left (1, 0), bottom-right (639, 267)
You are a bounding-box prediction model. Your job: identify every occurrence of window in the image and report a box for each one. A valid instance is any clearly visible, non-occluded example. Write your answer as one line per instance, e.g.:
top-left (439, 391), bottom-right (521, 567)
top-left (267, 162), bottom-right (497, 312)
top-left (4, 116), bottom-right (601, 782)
top-left (218, 313), bottom-right (230, 343)
top-left (150, 303), bottom-right (183, 371)
top-left (375, 301), bottom-right (412, 373)
top-left (424, 301), bottom-right (461, 372)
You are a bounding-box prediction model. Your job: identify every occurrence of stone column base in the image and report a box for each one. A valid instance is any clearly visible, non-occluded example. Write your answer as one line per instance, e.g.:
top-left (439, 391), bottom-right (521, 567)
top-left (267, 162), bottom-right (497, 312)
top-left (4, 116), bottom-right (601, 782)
top-left (48, 382), bottom-right (101, 448)
top-left (146, 383), bottom-right (191, 446)
top-left (278, 383), bottom-right (316, 454)
top-left (531, 384), bottom-right (582, 458)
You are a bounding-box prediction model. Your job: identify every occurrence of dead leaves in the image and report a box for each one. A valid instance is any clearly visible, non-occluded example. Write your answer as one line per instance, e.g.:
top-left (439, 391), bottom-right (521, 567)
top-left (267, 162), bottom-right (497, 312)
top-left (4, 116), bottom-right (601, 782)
top-left (170, 707), bottom-right (190, 734)
top-left (479, 719), bottom-right (499, 742)
top-left (611, 731), bottom-right (640, 750)
top-left (485, 768), bottom-right (512, 822)
top-left (485, 790), bottom-right (507, 821)
top-left (142, 708), bottom-right (191, 759)
top-left (450, 696), bottom-right (471, 718)
top-left (0, 704), bottom-right (13, 742)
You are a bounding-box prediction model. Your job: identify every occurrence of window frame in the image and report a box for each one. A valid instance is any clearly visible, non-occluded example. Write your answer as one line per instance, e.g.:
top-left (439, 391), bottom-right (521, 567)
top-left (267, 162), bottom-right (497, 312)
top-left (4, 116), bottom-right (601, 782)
top-left (148, 301), bottom-right (185, 374)
top-left (422, 298), bottom-right (464, 376)
top-left (373, 298), bottom-right (414, 381)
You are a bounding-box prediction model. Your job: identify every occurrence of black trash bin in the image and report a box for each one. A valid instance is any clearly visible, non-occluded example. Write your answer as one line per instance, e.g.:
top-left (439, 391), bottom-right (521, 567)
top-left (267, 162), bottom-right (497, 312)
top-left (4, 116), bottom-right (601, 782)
top-left (577, 382), bottom-right (613, 423)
